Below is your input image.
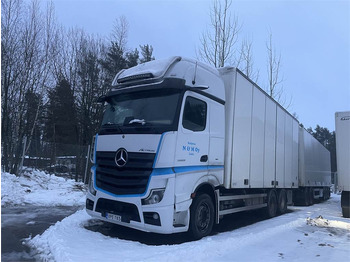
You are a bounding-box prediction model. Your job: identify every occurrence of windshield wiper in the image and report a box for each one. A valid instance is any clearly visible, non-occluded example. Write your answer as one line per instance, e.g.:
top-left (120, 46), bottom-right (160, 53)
top-left (102, 122), bottom-right (125, 133)
top-left (103, 122), bottom-right (116, 126)
top-left (128, 119), bottom-right (146, 125)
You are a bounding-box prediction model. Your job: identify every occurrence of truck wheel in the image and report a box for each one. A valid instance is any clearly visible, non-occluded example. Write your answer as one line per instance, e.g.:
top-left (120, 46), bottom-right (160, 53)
top-left (304, 188), bottom-right (310, 206)
top-left (266, 190), bottom-right (277, 218)
top-left (189, 193), bottom-right (214, 240)
top-left (341, 191), bottom-right (350, 218)
top-left (309, 188), bottom-right (314, 205)
top-left (342, 208), bottom-right (350, 218)
top-left (277, 189), bottom-right (287, 214)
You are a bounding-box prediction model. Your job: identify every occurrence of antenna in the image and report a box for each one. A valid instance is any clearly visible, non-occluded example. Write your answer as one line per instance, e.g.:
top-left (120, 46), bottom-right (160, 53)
top-left (192, 62), bottom-right (198, 85)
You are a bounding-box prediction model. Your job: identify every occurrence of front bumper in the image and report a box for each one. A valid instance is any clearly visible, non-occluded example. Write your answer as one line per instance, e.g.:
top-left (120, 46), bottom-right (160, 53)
top-left (86, 173), bottom-right (190, 234)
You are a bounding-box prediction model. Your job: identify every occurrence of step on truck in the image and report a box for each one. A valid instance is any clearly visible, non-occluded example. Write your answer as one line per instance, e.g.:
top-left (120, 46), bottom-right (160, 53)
top-left (335, 111), bottom-right (350, 218)
top-left (86, 57), bottom-right (331, 239)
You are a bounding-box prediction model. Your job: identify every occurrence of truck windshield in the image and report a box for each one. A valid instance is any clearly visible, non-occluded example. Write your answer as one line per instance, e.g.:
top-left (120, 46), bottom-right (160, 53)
top-left (100, 88), bottom-right (183, 134)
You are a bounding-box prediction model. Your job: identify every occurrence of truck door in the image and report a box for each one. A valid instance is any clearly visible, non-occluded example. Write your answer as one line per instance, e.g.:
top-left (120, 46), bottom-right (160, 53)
top-left (175, 92), bottom-right (210, 169)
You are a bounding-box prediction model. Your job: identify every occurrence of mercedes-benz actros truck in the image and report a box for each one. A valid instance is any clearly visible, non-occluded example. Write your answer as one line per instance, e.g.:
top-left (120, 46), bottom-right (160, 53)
top-left (86, 57), bottom-right (331, 239)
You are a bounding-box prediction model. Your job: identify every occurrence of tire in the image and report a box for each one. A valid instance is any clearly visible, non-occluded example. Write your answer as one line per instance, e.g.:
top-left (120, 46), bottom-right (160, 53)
top-left (342, 207), bottom-right (350, 218)
top-left (266, 190), bottom-right (277, 218)
top-left (341, 191), bottom-right (350, 218)
top-left (304, 188), bottom-right (310, 206)
top-left (309, 188), bottom-right (314, 205)
top-left (277, 189), bottom-right (288, 214)
top-left (189, 194), bottom-right (214, 240)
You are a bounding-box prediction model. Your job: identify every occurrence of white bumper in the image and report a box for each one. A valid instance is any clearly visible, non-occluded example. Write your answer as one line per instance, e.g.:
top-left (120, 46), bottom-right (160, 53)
top-left (86, 173), bottom-right (190, 234)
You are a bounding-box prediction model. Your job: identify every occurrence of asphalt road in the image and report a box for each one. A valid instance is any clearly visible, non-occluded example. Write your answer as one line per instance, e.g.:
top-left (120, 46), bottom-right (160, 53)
top-left (1, 205), bottom-right (82, 261)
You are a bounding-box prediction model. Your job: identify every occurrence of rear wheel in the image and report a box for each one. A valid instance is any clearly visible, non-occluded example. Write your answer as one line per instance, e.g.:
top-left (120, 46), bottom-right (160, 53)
top-left (277, 189), bottom-right (287, 214)
top-left (266, 190), bottom-right (277, 218)
top-left (304, 188), bottom-right (311, 206)
top-left (309, 188), bottom-right (314, 205)
top-left (341, 191), bottom-right (350, 218)
top-left (189, 194), bottom-right (214, 240)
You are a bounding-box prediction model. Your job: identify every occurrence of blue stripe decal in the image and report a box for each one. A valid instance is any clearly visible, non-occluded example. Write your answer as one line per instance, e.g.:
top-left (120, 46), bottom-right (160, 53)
top-left (152, 133), bottom-right (166, 168)
top-left (93, 164), bottom-right (223, 198)
top-left (173, 165), bottom-right (224, 173)
top-left (152, 168), bottom-right (174, 176)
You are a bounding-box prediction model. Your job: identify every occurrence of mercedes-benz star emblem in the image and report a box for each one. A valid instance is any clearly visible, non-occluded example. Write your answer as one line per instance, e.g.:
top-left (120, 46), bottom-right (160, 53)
top-left (115, 148), bottom-right (128, 167)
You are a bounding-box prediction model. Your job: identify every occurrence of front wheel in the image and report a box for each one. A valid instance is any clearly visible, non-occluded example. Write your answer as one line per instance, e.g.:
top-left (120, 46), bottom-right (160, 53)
top-left (189, 194), bottom-right (214, 240)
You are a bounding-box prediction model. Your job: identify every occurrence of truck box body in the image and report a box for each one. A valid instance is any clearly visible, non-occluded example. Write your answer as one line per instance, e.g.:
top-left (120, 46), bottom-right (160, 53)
top-left (335, 111), bottom-right (350, 217)
top-left (298, 128), bottom-right (332, 187)
top-left (335, 111), bottom-right (350, 192)
top-left (219, 68), bottom-right (299, 189)
top-left (86, 57), bottom-right (332, 238)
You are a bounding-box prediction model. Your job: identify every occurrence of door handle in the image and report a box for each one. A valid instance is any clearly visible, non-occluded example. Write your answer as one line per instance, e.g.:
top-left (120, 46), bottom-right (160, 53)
top-left (200, 155), bottom-right (208, 162)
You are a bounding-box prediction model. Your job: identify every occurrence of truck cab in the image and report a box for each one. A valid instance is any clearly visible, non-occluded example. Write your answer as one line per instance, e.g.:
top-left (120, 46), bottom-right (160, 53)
top-left (86, 57), bottom-right (225, 237)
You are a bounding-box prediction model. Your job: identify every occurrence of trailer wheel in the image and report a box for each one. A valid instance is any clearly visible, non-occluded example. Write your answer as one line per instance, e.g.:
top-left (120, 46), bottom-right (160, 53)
top-left (342, 208), bottom-right (350, 218)
top-left (277, 189), bottom-right (287, 214)
top-left (341, 191), bottom-right (350, 218)
top-left (266, 190), bottom-right (277, 218)
top-left (304, 188), bottom-right (311, 206)
top-left (309, 188), bottom-right (314, 205)
top-left (189, 193), bottom-right (214, 240)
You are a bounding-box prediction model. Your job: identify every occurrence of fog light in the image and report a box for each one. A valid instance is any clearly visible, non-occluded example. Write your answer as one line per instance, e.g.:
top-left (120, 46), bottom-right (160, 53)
top-left (143, 212), bottom-right (161, 226)
top-left (142, 189), bottom-right (165, 205)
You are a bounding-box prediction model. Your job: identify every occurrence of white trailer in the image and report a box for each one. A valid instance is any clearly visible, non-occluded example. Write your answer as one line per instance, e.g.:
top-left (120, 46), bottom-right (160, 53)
top-left (335, 111), bottom-right (350, 217)
top-left (86, 57), bottom-right (331, 239)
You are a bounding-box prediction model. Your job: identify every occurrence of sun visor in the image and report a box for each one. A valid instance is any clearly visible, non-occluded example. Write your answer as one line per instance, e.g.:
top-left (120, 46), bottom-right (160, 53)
top-left (112, 56), bottom-right (181, 85)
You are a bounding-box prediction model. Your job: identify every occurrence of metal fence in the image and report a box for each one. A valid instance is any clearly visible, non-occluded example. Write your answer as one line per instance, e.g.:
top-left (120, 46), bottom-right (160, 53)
top-left (20, 138), bottom-right (92, 183)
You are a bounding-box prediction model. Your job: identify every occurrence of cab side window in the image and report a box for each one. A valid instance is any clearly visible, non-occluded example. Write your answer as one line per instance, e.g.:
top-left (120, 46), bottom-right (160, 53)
top-left (182, 96), bottom-right (207, 131)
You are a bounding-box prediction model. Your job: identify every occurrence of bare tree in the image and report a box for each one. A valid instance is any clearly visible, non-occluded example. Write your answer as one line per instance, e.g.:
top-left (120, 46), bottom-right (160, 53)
top-left (1, 0), bottom-right (59, 174)
top-left (238, 37), bottom-right (259, 82)
top-left (198, 0), bottom-right (241, 67)
top-left (266, 32), bottom-right (291, 107)
top-left (111, 15), bottom-right (129, 53)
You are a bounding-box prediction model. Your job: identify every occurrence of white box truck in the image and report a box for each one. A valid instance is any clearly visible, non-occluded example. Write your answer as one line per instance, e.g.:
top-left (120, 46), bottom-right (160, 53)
top-left (86, 57), bottom-right (331, 239)
top-left (335, 111), bottom-right (350, 218)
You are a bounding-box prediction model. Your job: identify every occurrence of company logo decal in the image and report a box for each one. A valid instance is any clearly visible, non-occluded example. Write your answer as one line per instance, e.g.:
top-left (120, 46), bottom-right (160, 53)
top-left (182, 142), bottom-right (200, 156)
top-left (139, 148), bottom-right (155, 153)
top-left (340, 116), bottom-right (350, 121)
top-left (115, 148), bottom-right (128, 167)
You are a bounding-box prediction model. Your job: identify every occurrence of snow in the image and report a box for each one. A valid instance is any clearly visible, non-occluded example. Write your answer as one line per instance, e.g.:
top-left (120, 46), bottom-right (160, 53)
top-left (26, 195), bottom-right (350, 262)
top-left (1, 169), bottom-right (86, 207)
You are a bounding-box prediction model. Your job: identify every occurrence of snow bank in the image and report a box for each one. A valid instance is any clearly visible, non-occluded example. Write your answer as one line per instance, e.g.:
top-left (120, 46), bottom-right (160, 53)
top-left (1, 169), bottom-right (86, 207)
top-left (27, 195), bottom-right (350, 262)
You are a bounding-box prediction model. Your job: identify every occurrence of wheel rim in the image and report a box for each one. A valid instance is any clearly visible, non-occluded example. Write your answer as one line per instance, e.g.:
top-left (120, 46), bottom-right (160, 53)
top-left (196, 202), bottom-right (210, 232)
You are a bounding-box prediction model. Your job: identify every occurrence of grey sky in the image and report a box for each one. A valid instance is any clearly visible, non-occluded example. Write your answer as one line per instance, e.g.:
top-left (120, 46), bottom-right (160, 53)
top-left (51, 0), bottom-right (349, 131)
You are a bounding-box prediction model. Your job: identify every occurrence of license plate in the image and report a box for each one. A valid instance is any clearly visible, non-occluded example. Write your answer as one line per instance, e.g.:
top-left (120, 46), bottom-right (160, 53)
top-left (105, 213), bottom-right (121, 222)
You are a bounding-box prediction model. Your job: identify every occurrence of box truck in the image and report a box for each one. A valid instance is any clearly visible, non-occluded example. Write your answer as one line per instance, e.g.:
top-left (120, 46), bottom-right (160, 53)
top-left (335, 111), bottom-right (350, 218)
top-left (86, 57), bottom-right (331, 239)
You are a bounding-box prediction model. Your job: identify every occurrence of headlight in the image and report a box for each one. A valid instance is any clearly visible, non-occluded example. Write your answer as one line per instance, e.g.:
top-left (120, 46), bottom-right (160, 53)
top-left (142, 189), bottom-right (165, 205)
top-left (88, 175), bottom-right (96, 196)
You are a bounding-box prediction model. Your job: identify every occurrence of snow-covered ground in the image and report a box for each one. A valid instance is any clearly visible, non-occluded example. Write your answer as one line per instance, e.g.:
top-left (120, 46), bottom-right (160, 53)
top-left (26, 195), bottom-right (349, 262)
top-left (1, 169), bottom-right (86, 207)
top-left (2, 170), bottom-right (349, 261)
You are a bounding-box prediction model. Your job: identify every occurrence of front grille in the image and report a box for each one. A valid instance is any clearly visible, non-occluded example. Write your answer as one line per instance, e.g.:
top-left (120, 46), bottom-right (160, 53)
top-left (95, 151), bottom-right (155, 195)
top-left (95, 198), bottom-right (140, 222)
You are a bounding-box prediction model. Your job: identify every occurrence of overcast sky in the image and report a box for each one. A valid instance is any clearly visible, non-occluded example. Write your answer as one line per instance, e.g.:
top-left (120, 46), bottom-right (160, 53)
top-left (50, 0), bottom-right (349, 131)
